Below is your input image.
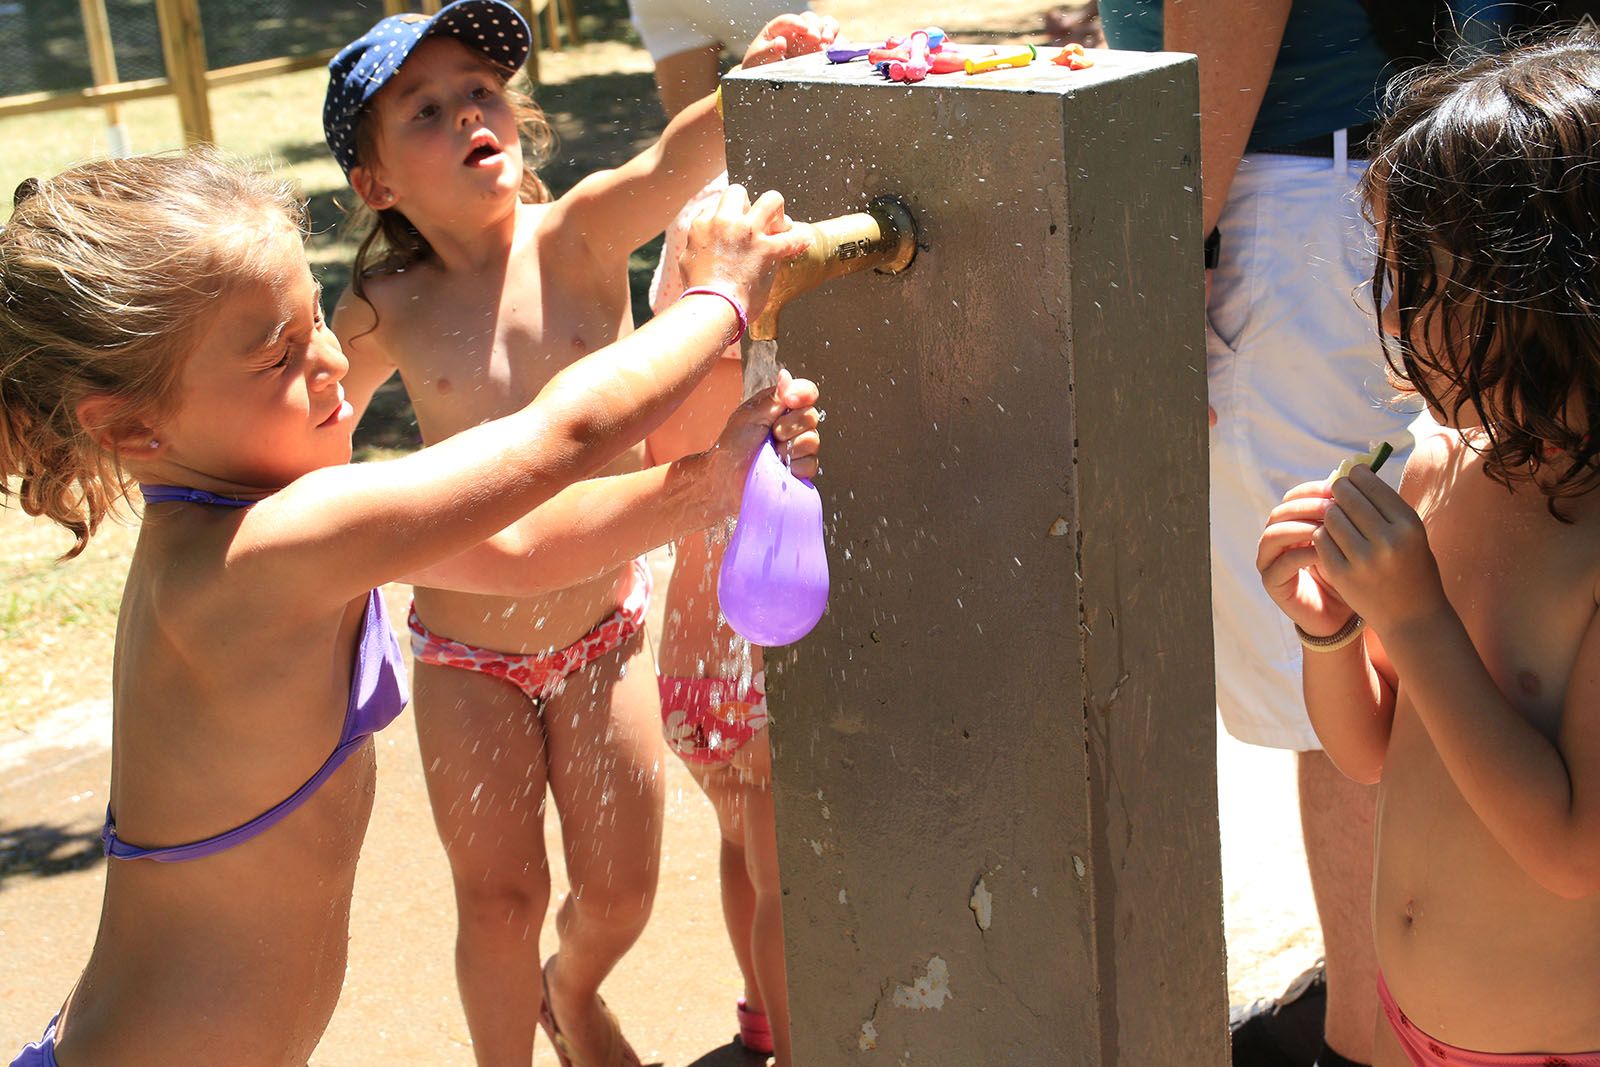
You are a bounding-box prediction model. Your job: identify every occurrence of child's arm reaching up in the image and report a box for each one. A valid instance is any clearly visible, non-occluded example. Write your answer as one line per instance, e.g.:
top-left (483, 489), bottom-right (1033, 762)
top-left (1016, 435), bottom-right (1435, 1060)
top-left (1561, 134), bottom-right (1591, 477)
top-left (558, 12), bottom-right (838, 264)
top-left (402, 372), bottom-right (820, 595)
top-left (1258, 479), bottom-right (1399, 783)
top-left (1315, 463), bottom-right (1600, 899)
top-left (233, 186), bottom-right (809, 606)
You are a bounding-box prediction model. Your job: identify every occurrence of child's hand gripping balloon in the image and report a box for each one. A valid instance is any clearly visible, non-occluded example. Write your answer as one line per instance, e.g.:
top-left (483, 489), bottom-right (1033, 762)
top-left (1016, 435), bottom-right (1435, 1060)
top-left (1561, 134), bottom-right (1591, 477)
top-left (717, 374), bottom-right (829, 645)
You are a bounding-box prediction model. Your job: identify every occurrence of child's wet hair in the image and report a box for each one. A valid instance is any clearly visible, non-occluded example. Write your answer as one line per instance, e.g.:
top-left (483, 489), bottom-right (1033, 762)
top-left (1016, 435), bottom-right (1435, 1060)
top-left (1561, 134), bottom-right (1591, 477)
top-left (1361, 24), bottom-right (1600, 510)
top-left (347, 59), bottom-right (555, 312)
top-left (0, 149), bottom-right (305, 557)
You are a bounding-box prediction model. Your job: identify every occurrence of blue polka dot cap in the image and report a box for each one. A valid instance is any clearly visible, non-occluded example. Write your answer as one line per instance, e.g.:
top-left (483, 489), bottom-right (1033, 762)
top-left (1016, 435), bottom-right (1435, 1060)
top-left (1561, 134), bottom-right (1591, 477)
top-left (323, 0), bottom-right (532, 176)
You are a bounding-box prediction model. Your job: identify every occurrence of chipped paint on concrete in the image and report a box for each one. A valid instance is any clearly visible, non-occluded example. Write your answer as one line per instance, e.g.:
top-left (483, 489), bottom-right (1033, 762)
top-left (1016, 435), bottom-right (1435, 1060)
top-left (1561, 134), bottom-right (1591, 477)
top-left (969, 877), bottom-right (993, 930)
top-left (839, 888), bottom-right (849, 905)
top-left (1073, 854), bottom-right (1086, 879)
top-left (858, 1020), bottom-right (879, 1051)
top-left (892, 956), bottom-right (951, 1011)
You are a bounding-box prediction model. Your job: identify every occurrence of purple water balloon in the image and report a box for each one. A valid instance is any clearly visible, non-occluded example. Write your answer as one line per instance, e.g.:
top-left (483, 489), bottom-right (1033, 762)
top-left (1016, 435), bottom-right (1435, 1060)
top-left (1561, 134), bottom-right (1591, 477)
top-left (718, 436), bottom-right (829, 646)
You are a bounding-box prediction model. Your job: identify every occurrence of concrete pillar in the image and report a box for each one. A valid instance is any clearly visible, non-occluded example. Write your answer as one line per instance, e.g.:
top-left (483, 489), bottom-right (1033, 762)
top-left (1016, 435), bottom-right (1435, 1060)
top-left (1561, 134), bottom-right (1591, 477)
top-left (723, 49), bottom-right (1225, 1065)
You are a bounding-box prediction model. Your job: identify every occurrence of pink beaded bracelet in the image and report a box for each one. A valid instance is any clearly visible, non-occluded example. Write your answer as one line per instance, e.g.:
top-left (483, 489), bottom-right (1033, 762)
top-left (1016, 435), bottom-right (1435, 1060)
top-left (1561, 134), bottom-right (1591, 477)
top-left (680, 285), bottom-right (748, 346)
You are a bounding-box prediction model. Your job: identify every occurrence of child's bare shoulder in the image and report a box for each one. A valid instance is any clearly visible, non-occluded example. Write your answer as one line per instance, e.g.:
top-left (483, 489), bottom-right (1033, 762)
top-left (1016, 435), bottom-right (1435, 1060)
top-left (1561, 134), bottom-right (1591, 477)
top-left (1398, 422), bottom-right (1459, 508)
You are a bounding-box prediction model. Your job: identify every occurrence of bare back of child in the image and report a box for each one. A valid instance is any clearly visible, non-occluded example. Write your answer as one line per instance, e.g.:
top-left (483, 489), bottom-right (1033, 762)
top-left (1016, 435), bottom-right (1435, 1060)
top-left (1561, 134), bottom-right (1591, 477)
top-left (320, 4), bottom-right (834, 1063)
top-left (1257, 27), bottom-right (1600, 1066)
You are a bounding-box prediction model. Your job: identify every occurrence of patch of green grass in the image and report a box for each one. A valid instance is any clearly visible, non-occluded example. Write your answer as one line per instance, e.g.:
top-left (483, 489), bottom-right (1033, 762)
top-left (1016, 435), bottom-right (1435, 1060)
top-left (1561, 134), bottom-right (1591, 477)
top-left (0, 500), bottom-right (140, 731)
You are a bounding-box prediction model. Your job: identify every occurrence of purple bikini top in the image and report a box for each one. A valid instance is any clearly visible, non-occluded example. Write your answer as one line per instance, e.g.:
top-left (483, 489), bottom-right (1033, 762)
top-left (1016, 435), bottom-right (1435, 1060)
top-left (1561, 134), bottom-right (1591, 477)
top-left (102, 485), bottom-right (410, 863)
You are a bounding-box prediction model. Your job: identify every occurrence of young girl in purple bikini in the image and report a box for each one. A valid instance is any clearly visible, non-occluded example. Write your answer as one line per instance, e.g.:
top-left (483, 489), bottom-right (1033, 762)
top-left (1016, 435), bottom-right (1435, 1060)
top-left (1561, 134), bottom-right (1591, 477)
top-left (1257, 26), bottom-right (1600, 1067)
top-left (1, 150), bottom-right (816, 1066)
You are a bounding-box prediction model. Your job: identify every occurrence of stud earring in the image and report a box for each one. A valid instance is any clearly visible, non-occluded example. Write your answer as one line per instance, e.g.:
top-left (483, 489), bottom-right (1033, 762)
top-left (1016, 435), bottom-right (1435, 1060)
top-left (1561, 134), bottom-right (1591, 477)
top-left (147, 439), bottom-right (160, 449)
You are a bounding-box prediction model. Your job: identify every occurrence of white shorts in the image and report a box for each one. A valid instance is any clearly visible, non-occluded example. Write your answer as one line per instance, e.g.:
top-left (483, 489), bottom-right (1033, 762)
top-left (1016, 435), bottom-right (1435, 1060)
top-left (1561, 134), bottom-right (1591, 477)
top-left (1208, 152), bottom-right (1431, 751)
top-left (628, 0), bottom-right (805, 62)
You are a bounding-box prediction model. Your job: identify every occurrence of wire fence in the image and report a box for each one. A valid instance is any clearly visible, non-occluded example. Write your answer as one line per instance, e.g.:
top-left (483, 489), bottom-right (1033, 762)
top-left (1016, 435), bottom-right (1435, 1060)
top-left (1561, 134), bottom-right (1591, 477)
top-left (0, 0), bottom-right (580, 146)
top-left (0, 1), bottom-right (398, 98)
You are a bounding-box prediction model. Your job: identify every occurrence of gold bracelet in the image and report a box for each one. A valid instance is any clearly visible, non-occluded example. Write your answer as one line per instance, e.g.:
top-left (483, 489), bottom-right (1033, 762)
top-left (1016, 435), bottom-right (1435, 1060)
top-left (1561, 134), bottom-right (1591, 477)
top-left (1295, 614), bottom-right (1366, 653)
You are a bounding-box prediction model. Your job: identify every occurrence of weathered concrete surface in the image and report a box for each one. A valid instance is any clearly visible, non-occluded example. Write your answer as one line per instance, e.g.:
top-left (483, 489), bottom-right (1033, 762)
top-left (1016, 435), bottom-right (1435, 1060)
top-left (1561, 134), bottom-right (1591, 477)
top-left (723, 49), bottom-right (1223, 1065)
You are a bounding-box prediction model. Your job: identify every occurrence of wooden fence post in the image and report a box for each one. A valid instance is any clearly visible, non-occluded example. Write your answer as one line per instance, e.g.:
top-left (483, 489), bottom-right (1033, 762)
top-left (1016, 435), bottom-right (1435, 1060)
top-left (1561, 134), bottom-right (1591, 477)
top-left (154, 0), bottom-right (212, 145)
top-left (383, 0), bottom-right (408, 15)
top-left (513, 0), bottom-right (542, 83)
top-left (79, 0), bottom-right (130, 155)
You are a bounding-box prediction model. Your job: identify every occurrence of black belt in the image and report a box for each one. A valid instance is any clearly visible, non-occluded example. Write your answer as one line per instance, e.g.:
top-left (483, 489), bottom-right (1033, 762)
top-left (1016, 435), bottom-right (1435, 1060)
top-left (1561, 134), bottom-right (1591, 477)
top-left (1257, 122), bottom-right (1375, 161)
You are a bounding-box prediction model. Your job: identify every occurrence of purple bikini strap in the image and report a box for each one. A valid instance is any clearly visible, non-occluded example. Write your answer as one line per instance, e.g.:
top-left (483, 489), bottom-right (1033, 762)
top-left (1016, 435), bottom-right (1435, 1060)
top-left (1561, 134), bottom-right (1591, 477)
top-left (138, 484), bottom-right (259, 508)
top-left (101, 733), bottom-right (369, 862)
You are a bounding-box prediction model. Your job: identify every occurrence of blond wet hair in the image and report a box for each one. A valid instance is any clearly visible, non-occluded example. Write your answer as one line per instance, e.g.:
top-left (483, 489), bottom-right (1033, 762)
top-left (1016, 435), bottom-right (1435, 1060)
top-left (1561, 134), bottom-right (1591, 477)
top-left (0, 149), bottom-right (305, 557)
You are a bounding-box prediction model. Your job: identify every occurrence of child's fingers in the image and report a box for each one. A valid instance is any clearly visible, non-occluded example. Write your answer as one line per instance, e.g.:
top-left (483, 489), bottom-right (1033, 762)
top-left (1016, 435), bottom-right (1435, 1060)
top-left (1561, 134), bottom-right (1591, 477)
top-left (745, 35), bottom-right (786, 65)
top-left (1259, 544), bottom-right (1322, 594)
top-left (716, 182), bottom-right (753, 220)
top-left (1311, 522), bottom-right (1350, 573)
top-left (1319, 504), bottom-right (1363, 558)
top-left (1282, 479), bottom-right (1334, 503)
top-left (1330, 476), bottom-right (1388, 539)
top-left (747, 188), bottom-right (789, 234)
top-left (771, 406), bottom-right (820, 442)
top-left (780, 428), bottom-right (821, 461)
top-left (1346, 463), bottom-right (1413, 524)
top-left (1266, 495), bottom-right (1331, 527)
top-left (1256, 521), bottom-right (1321, 573)
top-left (789, 455), bottom-right (820, 480)
top-left (774, 370), bottom-right (818, 409)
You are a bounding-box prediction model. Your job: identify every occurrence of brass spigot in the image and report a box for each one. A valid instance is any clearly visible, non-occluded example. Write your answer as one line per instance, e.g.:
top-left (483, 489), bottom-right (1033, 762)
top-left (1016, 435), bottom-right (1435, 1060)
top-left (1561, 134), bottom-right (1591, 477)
top-left (749, 196), bottom-right (918, 341)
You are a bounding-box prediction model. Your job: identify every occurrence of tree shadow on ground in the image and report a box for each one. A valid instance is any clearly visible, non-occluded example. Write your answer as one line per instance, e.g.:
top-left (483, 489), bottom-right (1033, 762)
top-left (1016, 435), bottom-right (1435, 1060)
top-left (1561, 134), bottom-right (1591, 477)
top-left (684, 1040), bottom-right (768, 1067)
top-left (0, 822), bottom-right (104, 888)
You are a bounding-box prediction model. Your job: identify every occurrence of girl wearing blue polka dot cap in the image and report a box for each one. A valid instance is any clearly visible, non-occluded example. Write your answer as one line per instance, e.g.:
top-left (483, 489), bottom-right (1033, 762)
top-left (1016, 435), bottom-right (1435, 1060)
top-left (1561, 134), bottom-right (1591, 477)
top-left (323, 0), bottom-right (534, 177)
top-left (320, 5), bottom-right (837, 1066)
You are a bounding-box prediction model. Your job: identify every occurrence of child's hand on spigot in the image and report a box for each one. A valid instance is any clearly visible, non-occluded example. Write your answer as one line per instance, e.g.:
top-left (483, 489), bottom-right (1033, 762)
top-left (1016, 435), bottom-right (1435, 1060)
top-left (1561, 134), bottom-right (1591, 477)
top-left (742, 12), bottom-right (841, 68)
top-left (710, 369), bottom-right (823, 512)
top-left (680, 183), bottom-right (808, 324)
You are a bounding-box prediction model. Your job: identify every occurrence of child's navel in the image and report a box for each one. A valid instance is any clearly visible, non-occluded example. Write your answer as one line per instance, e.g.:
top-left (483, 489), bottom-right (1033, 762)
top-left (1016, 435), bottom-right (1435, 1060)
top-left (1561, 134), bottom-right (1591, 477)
top-left (436, 377), bottom-right (453, 395)
top-left (1517, 669), bottom-right (1541, 697)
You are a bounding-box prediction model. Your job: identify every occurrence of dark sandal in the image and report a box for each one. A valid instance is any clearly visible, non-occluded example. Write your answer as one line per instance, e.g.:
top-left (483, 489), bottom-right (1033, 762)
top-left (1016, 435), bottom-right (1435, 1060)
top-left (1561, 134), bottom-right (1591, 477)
top-left (1229, 959), bottom-right (1327, 1067)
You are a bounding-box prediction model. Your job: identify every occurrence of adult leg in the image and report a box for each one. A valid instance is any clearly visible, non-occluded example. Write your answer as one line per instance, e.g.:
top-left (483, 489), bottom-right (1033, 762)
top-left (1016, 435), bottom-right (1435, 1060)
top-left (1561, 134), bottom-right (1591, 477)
top-left (414, 660), bottom-right (553, 1067)
top-left (542, 630), bottom-right (665, 1064)
top-left (653, 45), bottom-right (722, 118)
top-left (1300, 750), bottom-right (1378, 1064)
